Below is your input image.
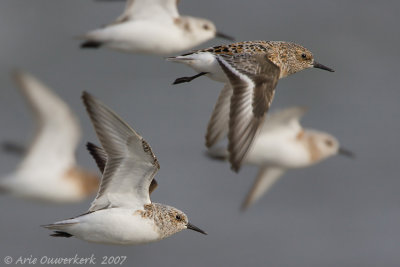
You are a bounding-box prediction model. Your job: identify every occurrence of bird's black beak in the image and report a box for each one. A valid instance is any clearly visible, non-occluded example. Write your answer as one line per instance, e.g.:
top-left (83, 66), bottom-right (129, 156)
top-left (338, 147), bottom-right (355, 158)
top-left (313, 61), bottom-right (335, 72)
top-left (187, 223), bottom-right (207, 235)
top-left (216, 32), bottom-right (235, 41)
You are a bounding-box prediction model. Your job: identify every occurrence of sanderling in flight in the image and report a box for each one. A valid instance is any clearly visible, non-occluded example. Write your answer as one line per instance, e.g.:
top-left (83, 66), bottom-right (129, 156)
top-left (0, 71), bottom-right (99, 203)
top-left (168, 41), bottom-right (334, 172)
top-left (207, 106), bottom-right (353, 210)
top-left (80, 0), bottom-right (234, 55)
top-left (42, 92), bottom-right (207, 245)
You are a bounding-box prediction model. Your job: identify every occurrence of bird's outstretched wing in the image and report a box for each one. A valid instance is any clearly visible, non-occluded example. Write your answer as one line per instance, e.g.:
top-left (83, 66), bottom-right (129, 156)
top-left (14, 71), bottom-right (81, 178)
top-left (216, 54), bottom-right (280, 172)
top-left (114, 0), bottom-right (180, 24)
top-left (82, 92), bottom-right (159, 211)
top-left (241, 167), bottom-right (285, 211)
top-left (205, 84), bottom-right (232, 148)
top-left (86, 142), bottom-right (158, 195)
top-left (260, 106), bottom-right (307, 134)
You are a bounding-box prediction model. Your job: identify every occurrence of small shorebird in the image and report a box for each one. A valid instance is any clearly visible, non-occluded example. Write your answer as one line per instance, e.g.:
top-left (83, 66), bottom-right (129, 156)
top-left (80, 0), bottom-right (234, 55)
top-left (43, 92), bottom-right (207, 244)
top-left (168, 41), bottom-right (334, 171)
top-left (0, 71), bottom-right (99, 203)
top-left (207, 107), bottom-right (353, 211)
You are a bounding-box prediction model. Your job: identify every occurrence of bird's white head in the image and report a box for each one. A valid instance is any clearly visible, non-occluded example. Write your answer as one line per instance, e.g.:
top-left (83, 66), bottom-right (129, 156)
top-left (306, 129), bottom-right (354, 164)
top-left (306, 130), bottom-right (340, 163)
top-left (178, 16), bottom-right (234, 45)
top-left (179, 17), bottom-right (216, 42)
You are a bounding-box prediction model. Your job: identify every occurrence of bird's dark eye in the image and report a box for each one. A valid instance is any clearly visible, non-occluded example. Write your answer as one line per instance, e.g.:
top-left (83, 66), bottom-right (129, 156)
top-left (175, 215), bottom-right (181, 220)
top-left (325, 139), bottom-right (333, 147)
top-left (203, 24), bottom-right (210, 30)
top-left (301, 53), bottom-right (307, 59)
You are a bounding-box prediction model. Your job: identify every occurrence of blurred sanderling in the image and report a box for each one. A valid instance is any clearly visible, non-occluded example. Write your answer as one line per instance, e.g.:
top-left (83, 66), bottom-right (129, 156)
top-left (80, 0), bottom-right (234, 55)
top-left (0, 71), bottom-right (99, 203)
top-left (42, 92), bottom-right (207, 244)
top-left (168, 40), bottom-right (334, 172)
top-left (207, 107), bottom-right (353, 210)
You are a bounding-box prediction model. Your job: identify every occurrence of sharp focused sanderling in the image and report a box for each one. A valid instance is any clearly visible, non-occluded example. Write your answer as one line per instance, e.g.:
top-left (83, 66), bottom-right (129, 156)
top-left (207, 107), bottom-right (353, 210)
top-left (167, 41), bottom-right (334, 172)
top-left (80, 0), bottom-right (234, 55)
top-left (42, 92), bottom-right (207, 245)
top-left (0, 71), bottom-right (99, 203)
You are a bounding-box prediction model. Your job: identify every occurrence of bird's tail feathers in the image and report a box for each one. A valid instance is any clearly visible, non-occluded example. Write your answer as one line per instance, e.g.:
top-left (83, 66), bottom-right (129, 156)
top-left (80, 40), bottom-right (103, 49)
top-left (206, 146), bottom-right (229, 161)
top-left (42, 219), bottom-right (78, 238)
top-left (0, 184), bottom-right (8, 194)
top-left (41, 219), bottom-right (79, 231)
top-left (166, 55), bottom-right (195, 62)
top-left (1, 141), bottom-right (26, 156)
top-left (50, 231), bottom-right (73, 238)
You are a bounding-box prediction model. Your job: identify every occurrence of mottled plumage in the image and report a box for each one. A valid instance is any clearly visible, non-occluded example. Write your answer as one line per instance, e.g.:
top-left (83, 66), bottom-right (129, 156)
top-left (168, 41), bottom-right (334, 172)
top-left (43, 92), bottom-right (206, 245)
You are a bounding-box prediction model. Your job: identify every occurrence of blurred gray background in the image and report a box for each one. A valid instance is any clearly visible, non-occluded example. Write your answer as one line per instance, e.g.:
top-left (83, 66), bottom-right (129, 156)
top-left (0, 0), bottom-right (399, 266)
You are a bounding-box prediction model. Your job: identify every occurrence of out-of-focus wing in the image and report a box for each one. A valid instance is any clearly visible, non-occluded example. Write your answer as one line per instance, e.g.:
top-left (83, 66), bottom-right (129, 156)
top-left (114, 0), bottom-right (180, 24)
top-left (241, 167), bottom-right (285, 211)
top-left (14, 71), bottom-right (81, 177)
top-left (260, 106), bottom-right (307, 134)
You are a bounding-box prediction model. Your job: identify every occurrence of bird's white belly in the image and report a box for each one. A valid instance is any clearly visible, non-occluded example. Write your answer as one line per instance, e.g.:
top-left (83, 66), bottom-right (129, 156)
top-left (0, 172), bottom-right (84, 203)
top-left (94, 21), bottom-right (196, 55)
top-left (245, 137), bottom-right (311, 169)
top-left (68, 209), bottom-right (160, 245)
